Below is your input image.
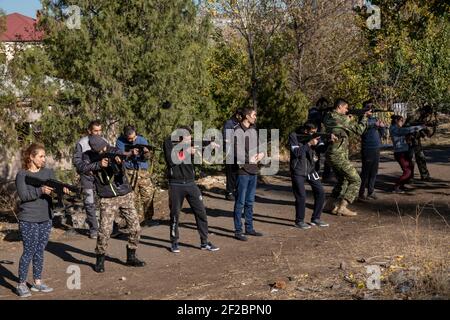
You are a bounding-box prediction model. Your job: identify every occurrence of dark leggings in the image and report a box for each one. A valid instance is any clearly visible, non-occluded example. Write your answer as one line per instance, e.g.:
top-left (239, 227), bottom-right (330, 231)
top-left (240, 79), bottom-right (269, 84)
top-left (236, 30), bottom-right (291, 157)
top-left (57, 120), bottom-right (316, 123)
top-left (394, 152), bottom-right (414, 188)
top-left (18, 220), bottom-right (52, 283)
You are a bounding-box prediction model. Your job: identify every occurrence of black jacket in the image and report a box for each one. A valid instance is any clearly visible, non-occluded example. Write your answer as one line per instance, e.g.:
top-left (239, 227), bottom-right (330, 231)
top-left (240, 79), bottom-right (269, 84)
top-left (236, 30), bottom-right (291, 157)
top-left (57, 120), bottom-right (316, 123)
top-left (163, 136), bottom-right (196, 184)
top-left (80, 146), bottom-right (131, 198)
top-left (288, 132), bottom-right (317, 177)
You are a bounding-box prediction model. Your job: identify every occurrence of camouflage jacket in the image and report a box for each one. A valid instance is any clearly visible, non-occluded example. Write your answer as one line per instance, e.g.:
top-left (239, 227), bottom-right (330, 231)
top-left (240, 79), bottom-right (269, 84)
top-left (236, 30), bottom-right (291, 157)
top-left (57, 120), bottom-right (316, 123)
top-left (323, 111), bottom-right (368, 157)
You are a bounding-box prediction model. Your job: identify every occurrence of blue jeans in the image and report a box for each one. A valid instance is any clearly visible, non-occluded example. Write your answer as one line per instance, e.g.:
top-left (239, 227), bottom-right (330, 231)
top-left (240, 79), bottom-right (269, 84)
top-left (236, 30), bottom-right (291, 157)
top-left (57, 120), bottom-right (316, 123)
top-left (233, 174), bottom-right (257, 234)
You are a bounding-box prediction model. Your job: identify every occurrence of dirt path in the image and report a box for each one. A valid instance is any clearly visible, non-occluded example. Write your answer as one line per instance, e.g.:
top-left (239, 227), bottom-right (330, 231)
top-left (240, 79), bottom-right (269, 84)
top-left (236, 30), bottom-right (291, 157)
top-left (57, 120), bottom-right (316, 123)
top-left (1, 147), bottom-right (449, 300)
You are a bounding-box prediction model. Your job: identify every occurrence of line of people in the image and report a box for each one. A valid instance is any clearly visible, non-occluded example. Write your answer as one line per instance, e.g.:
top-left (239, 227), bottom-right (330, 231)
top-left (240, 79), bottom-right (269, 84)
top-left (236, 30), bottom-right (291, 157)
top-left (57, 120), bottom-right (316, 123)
top-left (13, 100), bottom-right (432, 297)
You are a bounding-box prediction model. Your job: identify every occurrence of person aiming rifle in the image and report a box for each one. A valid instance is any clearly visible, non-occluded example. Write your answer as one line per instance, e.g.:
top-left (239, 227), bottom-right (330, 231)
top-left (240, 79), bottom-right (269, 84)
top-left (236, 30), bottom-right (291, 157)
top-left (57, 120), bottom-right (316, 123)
top-left (15, 143), bottom-right (70, 297)
top-left (404, 104), bottom-right (437, 181)
top-left (163, 126), bottom-right (220, 253)
top-left (389, 115), bottom-right (427, 193)
top-left (116, 125), bottom-right (159, 227)
top-left (81, 135), bottom-right (146, 273)
top-left (358, 100), bottom-right (386, 201)
top-left (223, 109), bottom-right (243, 201)
top-left (288, 123), bottom-right (337, 229)
top-left (322, 98), bottom-right (370, 216)
top-left (73, 120), bottom-right (104, 239)
top-left (307, 98), bottom-right (332, 179)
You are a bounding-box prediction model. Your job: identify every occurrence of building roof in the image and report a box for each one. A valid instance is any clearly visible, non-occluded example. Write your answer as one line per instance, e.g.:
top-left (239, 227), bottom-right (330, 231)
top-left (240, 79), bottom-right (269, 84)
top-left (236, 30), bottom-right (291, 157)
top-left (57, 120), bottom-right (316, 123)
top-left (0, 12), bottom-right (43, 42)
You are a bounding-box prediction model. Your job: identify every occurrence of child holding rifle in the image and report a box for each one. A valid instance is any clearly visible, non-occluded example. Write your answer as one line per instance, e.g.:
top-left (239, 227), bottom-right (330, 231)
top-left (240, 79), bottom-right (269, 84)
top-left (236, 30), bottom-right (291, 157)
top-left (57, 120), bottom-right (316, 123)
top-left (288, 123), bottom-right (337, 229)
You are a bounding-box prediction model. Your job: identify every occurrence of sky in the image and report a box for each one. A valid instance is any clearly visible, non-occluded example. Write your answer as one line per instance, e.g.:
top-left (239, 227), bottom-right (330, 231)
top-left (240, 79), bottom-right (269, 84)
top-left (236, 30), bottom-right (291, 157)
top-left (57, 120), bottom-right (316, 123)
top-left (0, 0), bottom-right (42, 18)
top-left (0, 1), bottom-right (204, 18)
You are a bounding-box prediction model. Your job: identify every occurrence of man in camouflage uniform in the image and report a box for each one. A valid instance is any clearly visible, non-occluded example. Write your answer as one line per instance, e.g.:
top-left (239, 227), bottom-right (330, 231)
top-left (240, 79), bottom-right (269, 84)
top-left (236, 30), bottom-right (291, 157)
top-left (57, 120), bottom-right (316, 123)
top-left (322, 99), bottom-right (369, 216)
top-left (405, 105), bottom-right (433, 181)
top-left (81, 135), bottom-right (146, 273)
top-left (116, 125), bottom-right (158, 227)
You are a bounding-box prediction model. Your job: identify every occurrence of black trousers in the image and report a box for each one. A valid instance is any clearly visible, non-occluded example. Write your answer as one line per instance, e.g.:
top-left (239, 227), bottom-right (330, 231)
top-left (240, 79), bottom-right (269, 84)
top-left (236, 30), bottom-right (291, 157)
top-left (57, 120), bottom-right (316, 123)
top-left (169, 182), bottom-right (209, 244)
top-left (359, 148), bottom-right (380, 196)
top-left (291, 174), bottom-right (325, 224)
top-left (317, 154), bottom-right (332, 179)
top-left (225, 164), bottom-right (237, 195)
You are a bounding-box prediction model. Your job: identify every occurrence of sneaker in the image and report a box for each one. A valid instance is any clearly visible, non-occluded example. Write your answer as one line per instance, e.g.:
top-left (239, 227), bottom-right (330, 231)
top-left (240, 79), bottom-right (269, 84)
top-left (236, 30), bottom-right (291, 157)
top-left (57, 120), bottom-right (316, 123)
top-left (392, 187), bottom-right (405, 194)
top-left (16, 283), bottom-right (32, 298)
top-left (30, 283), bottom-right (53, 293)
top-left (89, 231), bottom-right (98, 239)
top-left (310, 219), bottom-right (329, 227)
top-left (225, 193), bottom-right (235, 201)
top-left (358, 194), bottom-right (367, 201)
top-left (294, 222), bottom-right (311, 230)
top-left (367, 193), bottom-right (378, 200)
top-left (245, 230), bottom-right (263, 236)
top-left (234, 233), bottom-right (248, 241)
top-left (200, 242), bottom-right (220, 252)
top-left (170, 242), bottom-right (180, 253)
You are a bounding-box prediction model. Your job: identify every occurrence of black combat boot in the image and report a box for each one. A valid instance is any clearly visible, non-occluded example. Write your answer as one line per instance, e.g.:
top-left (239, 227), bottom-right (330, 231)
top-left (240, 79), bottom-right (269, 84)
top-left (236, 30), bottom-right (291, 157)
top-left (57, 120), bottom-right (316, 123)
top-left (94, 254), bottom-right (105, 273)
top-left (126, 247), bottom-right (146, 267)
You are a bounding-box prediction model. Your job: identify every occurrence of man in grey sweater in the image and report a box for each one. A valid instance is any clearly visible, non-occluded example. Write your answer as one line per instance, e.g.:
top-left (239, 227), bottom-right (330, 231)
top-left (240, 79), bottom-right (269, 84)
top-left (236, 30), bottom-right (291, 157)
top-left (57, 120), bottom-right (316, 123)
top-left (72, 120), bottom-right (103, 238)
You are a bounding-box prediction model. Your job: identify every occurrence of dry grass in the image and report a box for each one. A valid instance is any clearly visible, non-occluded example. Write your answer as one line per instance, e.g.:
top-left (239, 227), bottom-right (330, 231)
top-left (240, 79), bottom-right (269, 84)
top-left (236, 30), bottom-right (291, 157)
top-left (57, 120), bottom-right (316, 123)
top-left (259, 200), bottom-right (450, 300)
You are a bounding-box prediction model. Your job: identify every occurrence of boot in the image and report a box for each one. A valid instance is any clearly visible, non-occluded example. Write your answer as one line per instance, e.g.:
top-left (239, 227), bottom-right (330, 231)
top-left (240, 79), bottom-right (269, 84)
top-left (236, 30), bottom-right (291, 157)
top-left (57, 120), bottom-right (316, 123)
top-left (335, 199), bottom-right (358, 216)
top-left (323, 197), bottom-right (338, 214)
top-left (126, 247), bottom-right (146, 267)
top-left (94, 254), bottom-right (105, 273)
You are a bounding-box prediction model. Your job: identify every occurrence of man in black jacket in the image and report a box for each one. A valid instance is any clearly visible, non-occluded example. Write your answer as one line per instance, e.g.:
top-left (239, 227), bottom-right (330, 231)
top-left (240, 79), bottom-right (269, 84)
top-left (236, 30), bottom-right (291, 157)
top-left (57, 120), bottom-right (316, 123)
top-left (222, 109), bottom-right (242, 200)
top-left (81, 135), bottom-right (145, 273)
top-left (163, 126), bottom-right (219, 253)
top-left (289, 122), bottom-right (333, 229)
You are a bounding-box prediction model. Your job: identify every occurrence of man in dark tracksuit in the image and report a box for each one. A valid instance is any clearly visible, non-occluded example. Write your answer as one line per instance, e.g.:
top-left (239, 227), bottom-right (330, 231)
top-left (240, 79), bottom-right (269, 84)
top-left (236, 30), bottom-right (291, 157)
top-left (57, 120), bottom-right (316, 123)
top-left (80, 135), bottom-right (145, 273)
top-left (222, 109), bottom-right (242, 201)
top-left (289, 124), bottom-right (329, 229)
top-left (163, 127), bottom-right (219, 253)
top-left (359, 113), bottom-right (385, 200)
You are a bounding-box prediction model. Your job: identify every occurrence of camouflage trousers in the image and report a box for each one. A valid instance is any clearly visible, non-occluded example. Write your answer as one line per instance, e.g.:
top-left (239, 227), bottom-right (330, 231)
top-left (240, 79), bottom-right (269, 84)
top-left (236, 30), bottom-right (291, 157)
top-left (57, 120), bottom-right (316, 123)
top-left (412, 140), bottom-right (429, 179)
top-left (125, 169), bottom-right (156, 223)
top-left (327, 153), bottom-right (361, 203)
top-left (96, 192), bottom-right (141, 255)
